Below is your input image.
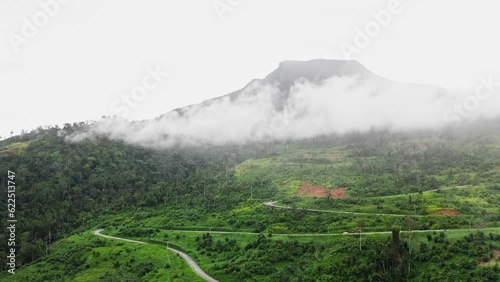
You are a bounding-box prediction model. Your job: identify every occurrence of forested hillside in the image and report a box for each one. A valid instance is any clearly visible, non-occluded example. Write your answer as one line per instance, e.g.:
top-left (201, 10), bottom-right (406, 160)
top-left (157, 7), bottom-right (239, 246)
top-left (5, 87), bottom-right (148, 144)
top-left (1, 120), bottom-right (500, 281)
top-left (0, 123), bottom-right (257, 269)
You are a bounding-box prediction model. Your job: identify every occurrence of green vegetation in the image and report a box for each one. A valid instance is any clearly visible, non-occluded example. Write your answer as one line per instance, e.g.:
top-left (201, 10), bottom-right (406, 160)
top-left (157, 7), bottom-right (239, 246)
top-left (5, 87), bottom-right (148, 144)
top-left (98, 226), bottom-right (500, 281)
top-left (1, 121), bottom-right (500, 281)
top-left (7, 232), bottom-right (202, 282)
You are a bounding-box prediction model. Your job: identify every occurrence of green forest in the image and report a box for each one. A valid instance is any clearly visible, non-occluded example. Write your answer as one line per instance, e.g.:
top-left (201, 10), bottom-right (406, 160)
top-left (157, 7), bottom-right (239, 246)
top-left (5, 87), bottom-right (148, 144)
top-left (1, 120), bottom-right (500, 281)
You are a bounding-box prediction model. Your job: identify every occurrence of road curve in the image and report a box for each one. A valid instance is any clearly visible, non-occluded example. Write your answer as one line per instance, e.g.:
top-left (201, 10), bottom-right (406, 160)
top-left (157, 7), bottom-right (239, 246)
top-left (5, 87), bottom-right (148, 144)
top-left (166, 247), bottom-right (218, 282)
top-left (263, 201), bottom-right (422, 217)
top-left (264, 185), bottom-right (473, 217)
top-left (93, 229), bottom-right (218, 282)
top-left (161, 228), bottom-right (447, 236)
top-left (93, 229), bottom-right (147, 244)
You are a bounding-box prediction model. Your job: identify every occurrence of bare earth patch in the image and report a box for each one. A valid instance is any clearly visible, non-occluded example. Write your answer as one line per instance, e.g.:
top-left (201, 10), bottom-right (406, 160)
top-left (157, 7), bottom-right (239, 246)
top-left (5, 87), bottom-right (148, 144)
top-left (298, 183), bottom-right (347, 198)
top-left (480, 249), bottom-right (500, 266)
top-left (330, 187), bottom-right (347, 198)
top-left (432, 209), bottom-right (460, 216)
top-left (299, 183), bottom-right (328, 197)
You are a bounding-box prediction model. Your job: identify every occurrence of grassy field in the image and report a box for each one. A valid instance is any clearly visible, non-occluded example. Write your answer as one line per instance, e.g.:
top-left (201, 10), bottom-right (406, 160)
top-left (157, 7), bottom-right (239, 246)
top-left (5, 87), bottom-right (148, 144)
top-left (0, 141), bottom-right (30, 155)
top-left (5, 232), bottom-right (203, 282)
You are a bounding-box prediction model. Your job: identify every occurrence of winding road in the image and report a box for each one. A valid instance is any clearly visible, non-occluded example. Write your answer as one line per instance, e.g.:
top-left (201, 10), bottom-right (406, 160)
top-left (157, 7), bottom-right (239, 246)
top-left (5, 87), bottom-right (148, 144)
top-left (92, 228), bottom-right (445, 282)
top-left (263, 185), bottom-right (472, 217)
top-left (91, 189), bottom-right (469, 281)
top-left (264, 201), bottom-right (422, 217)
top-left (92, 229), bottom-right (218, 282)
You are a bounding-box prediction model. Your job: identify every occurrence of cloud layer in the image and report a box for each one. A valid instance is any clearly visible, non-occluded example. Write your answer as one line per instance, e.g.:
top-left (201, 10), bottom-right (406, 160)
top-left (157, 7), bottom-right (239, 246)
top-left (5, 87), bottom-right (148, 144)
top-left (68, 74), bottom-right (500, 148)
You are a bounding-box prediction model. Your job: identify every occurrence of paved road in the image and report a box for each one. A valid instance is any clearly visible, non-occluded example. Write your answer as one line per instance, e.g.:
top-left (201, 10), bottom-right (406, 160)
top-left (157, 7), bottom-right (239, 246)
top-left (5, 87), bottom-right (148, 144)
top-left (161, 228), bottom-right (447, 236)
top-left (166, 247), bottom-right (218, 282)
top-left (369, 185), bottom-right (472, 199)
top-left (264, 185), bottom-right (472, 217)
top-left (93, 229), bottom-right (218, 282)
top-left (264, 201), bottom-right (422, 217)
top-left (93, 229), bottom-right (147, 244)
top-left (162, 229), bottom-right (258, 235)
top-left (278, 229), bottom-right (445, 236)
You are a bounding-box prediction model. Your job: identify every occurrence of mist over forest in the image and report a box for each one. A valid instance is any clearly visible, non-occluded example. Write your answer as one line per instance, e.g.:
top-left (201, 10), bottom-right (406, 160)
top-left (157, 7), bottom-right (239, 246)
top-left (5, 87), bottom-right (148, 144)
top-left (68, 60), bottom-right (500, 149)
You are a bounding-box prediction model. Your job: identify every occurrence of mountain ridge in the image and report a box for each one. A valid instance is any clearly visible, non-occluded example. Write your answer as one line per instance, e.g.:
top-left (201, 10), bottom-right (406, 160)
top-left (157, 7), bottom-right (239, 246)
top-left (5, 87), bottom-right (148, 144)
top-left (165, 59), bottom-right (442, 119)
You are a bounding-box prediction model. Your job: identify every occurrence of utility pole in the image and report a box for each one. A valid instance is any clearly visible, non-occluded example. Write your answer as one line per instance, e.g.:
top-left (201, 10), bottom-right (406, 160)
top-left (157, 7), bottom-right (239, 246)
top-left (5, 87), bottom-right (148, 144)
top-left (408, 227), bottom-right (411, 277)
top-left (359, 228), bottom-right (362, 251)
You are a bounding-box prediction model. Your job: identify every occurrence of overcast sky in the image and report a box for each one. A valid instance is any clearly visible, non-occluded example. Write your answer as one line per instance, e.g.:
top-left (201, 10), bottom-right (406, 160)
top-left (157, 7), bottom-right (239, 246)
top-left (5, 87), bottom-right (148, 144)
top-left (1, 0), bottom-right (499, 139)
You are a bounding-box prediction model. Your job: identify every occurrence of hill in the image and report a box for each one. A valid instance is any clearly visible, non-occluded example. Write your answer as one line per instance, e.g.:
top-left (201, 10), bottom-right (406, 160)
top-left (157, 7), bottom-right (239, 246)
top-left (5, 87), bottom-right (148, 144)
top-left (1, 60), bottom-right (500, 281)
top-left (1, 122), bottom-right (500, 280)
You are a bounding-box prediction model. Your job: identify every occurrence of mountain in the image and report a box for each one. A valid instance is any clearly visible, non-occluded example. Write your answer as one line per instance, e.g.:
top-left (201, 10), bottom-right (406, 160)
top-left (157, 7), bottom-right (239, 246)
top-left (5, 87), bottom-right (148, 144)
top-left (263, 59), bottom-right (377, 88)
top-left (167, 59), bottom-right (449, 119)
top-left (169, 59), bottom-right (382, 116)
top-left (2, 60), bottom-right (500, 282)
top-left (72, 59), bottom-right (498, 148)
top-left (90, 58), bottom-right (450, 148)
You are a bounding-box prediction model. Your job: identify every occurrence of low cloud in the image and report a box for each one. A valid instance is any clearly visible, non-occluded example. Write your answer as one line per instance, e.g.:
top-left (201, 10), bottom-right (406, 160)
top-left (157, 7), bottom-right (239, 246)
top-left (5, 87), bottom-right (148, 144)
top-left (68, 74), bottom-right (500, 148)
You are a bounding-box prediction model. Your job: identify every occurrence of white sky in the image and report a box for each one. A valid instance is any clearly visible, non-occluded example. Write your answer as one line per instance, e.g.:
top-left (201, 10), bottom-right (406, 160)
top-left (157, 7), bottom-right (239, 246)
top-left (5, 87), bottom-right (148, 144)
top-left (1, 0), bottom-right (499, 139)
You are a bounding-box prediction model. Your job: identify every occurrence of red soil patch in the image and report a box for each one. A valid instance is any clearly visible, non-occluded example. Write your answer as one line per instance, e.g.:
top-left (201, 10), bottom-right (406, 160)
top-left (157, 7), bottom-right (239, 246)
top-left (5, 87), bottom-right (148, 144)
top-left (299, 184), bottom-right (329, 197)
top-left (432, 209), bottom-right (460, 216)
top-left (298, 183), bottom-right (347, 198)
top-left (330, 187), bottom-right (347, 198)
